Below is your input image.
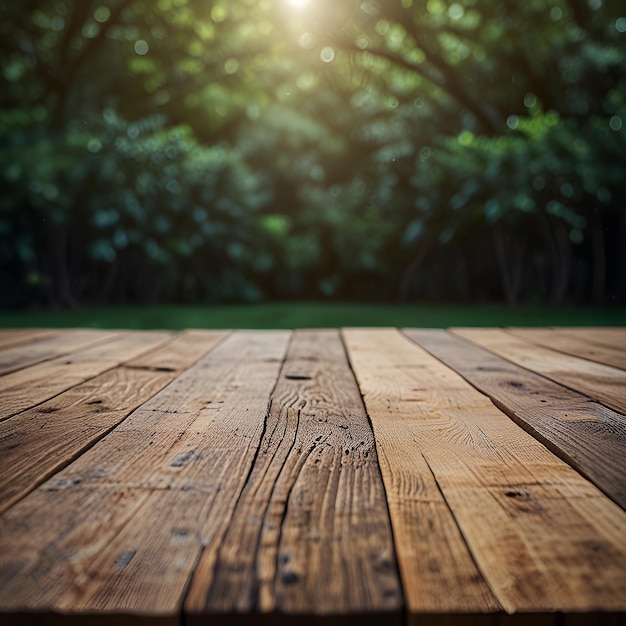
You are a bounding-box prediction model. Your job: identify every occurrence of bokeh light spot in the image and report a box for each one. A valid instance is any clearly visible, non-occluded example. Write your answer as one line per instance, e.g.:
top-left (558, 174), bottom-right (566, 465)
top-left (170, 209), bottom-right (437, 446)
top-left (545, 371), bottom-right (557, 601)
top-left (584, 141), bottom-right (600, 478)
top-left (87, 139), bottom-right (102, 154)
top-left (51, 16), bottom-right (65, 31)
top-left (224, 58), bottom-right (239, 74)
top-left (134, 40), bottom-right (149, 55)
top-left (448, 4), bottom-right (464, 20)
top-left (320, 47), bottom-right (335, 63)
top-left (524, 93), bottom-right (537, 108)
top-left (550, 7), bottom-right (563, 21)
top-left (211, 6), bottom-right (227, 22)
top-left (94, 6), bottom-right (111, 23)
top-left (458, 130), bottom-right (474, 146)
top-left (506, 114), bottom-right (519, 130)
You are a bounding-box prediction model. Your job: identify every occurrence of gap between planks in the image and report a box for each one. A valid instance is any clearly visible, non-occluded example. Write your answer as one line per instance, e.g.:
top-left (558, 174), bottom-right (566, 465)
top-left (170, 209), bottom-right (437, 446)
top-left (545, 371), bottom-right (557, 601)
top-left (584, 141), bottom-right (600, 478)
top-left (450, 328), bottom-right (626, 415)
top-left (184, 330), bottom-right (403, 624)
top-left (0, 330), bottom-right (404, 625)
top-left (404, 329), bottom-right (626, 511)
top-left (0, 331), bottom-right (292, 623)
top-left (0, 331), bottom-right (229, 515)
top-left (0, 331), bottom-right (175, 422)
top-left (344, 329), bottom-right (626, 622)
top-left (0, 329), bottom-right (124, 376)
top-left (0, 328), bottom-right (60, 352)
top-left (506, 327), bottom-right (626, 371)
top-left (1, 329), bottom-right (625, 626)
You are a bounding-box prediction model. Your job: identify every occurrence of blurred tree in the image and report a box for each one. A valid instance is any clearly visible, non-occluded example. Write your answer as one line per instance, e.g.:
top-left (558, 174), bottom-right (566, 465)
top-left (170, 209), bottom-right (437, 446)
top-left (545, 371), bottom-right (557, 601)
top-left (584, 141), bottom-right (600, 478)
top-left (286, 0), bottom-right (626, 303)
top-left (0, 0), bottom-right (624, 306)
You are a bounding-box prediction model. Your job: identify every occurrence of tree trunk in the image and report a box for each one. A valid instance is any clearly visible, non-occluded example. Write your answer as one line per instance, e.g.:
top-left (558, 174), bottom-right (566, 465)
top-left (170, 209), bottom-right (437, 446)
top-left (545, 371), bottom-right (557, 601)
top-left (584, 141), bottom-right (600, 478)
top-left (398, 243), bottom-right (432, 302)
top-left (50, 225), bottom-right (80, 309)
top-left (590, 211), bottom-right (606, 305)
top-left (493, 224), bottom-right (525, 307)
top-left (551, 221), bottom-right (571, 305)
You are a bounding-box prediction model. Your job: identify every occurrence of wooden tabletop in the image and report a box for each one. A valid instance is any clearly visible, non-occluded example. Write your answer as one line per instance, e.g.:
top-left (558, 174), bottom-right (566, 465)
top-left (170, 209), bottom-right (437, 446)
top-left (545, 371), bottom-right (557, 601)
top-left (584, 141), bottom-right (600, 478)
top-left (0, 327), bottom-right (625, 626)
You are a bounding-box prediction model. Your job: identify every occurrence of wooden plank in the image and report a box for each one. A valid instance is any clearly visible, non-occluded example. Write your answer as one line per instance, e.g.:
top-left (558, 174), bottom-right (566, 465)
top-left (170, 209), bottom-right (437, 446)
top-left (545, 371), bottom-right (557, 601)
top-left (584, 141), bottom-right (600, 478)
top-left (0, 329), bottom-right (122, 376)
top-left (125, 330), bottom-right (227, 372)
top-left (507, 328), bottom-right (626, 371)
top-left (553, 327), bottom-right (626, 351)
top-left (342, 329), bottom-right (501, 621)
top-left (404, 329), bottom-right (626, 510)
top-left (0, 331), bottom-right (289, 623)
top-left (345, 329), bottom-right (626, 620)
top-left (452, 328), bottom-right (626, 415)
top-left (0, 328), bottom-right (59, 352)
top-left (0, 331), bottom-right (228, 515)
top-left (184, 330), bottom-right (403, 624)
top-left (0, 332), bottom-right (172, 422)
top-left (0, 486), bottom-right (181, 626)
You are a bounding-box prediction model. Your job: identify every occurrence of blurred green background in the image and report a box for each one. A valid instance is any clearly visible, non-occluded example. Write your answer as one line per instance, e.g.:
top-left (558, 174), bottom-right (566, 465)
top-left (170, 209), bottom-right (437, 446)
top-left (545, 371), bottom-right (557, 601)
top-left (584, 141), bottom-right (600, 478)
top-left (0, 303), bottom-right (624, 330)
top-left (1, 0), bottom-right (625, 323)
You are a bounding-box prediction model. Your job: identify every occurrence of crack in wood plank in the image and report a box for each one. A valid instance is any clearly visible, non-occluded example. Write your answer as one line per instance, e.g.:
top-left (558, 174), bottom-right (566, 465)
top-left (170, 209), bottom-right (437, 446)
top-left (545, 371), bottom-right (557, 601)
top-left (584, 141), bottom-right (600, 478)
top-left (184, 330), bottom-right (403, 624)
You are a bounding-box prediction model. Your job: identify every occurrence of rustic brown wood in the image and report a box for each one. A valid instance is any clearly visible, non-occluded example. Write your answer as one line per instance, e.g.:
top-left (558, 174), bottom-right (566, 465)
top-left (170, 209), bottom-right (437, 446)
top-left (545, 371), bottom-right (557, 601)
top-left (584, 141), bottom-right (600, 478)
top-left (404, 329), bottom-right (626, 510)
top-left (452, 328), bottom-right (626, 415)
top-left (553, 327), bottom-right (626, 351)
top-left (0, 328), bottom-right (59, 351)
top-left (124, 330), bottom-right (228, 372)
top-left (507, 328), bottom-right (626, 371)
top-left (0, 331), bottom-right (228, 515)
top-left (346, 329), bottom-right (626, 620)
top-left (184, 330), bottom-right (403, 624)
top-left (0, 331), bottom-right (172, 422)
top-left (342, 328), bottom-right (501, 621)
top-left (0, 331), bottom-right (289, 623)
top-left (1, 328), bottom-right (625, 626)
top-left (0, 329), bottom-right (122, 376)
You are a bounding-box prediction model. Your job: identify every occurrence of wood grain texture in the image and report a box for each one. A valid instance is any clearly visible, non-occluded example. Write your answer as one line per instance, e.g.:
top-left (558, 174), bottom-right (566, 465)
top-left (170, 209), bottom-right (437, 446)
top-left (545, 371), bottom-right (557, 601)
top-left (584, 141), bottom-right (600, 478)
top-left (1, 328), bottom-right (625, 626)
top-left (0, 332), bottom-right (171, 422)
top-left (0, 331), bottom-right (289, 623)
top-left (342, 329), bottom-right (501, 620)
top-left (507, 328), bottom-right (626, 371)
top-left (0, 329), bottom-right (122, 376)
top-left (0, 329), bottom-right (59, 352)
top-left (184, 330), bottom-right (403, 624)
top-left (553, 327), bottom-right (626, 351)
top-left (405, 329), bottom-right (626, 510)
top-left (0, 331), bottom-right (228, 515)
top-left (452, 328), bottom-right (626, 414)
top-left (346, 329), bottom-right (626, 620)
top-left (124, 330), bottom-right (229, 372)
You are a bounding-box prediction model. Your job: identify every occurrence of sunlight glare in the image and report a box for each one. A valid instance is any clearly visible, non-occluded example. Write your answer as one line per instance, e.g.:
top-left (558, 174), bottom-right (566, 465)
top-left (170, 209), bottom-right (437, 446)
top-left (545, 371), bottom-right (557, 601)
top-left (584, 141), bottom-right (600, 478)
top-left (288, 0), bottom-right (311, 9)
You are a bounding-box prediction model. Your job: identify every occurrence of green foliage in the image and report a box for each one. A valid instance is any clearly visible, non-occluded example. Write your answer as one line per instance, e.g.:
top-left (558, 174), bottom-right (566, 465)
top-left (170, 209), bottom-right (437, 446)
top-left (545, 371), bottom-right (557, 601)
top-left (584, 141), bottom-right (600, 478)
top-left (1, 0), bottom-right (625, 306)
top-left (0, 107), bottom-right (270, 304)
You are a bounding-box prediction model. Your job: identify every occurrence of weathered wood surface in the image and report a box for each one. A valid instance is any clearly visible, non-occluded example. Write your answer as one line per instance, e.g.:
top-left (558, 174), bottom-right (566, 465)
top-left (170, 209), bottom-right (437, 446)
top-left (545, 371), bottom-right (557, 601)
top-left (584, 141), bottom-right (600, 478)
top-left (405, 329), bottom-right (626, 509)
top-left (507, 327), bottom-right (626, 371)
top-left (0, 331), bottom-right (171, 422)
top-left (553, 327), bottom-right (626, 350)
top-left (0, 327), bottom-right (624, 626)
top-left (452, 327), bottom-right (626, 415)
top-left (0, 328), bottom-right (121, 376)
top-left (0, 331), bottom-right (290, 622)
top-left (185, 330), bottom-right (403, 623)
top-left (0, 331), bottom-right (228, 514)
top-left (0, 328), bottom-right (59, 351)
top-left (343, 329), bottom-right (501, 620)
top-left (346, 329), bottom-right (626, 620)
